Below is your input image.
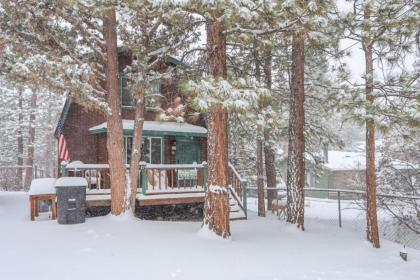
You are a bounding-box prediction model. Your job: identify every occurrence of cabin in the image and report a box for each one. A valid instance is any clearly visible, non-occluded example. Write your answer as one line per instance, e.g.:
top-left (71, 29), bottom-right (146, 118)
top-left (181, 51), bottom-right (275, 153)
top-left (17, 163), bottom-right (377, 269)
top-left (54, 53), bottom-right (247, 220)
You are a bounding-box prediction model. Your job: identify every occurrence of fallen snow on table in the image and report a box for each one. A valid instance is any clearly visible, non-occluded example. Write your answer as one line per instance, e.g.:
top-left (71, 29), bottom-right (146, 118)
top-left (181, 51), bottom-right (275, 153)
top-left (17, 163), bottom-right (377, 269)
top-left (1, 191), bottom-right (419, 280)
top-left (28, 178), bottom-right (56, 195)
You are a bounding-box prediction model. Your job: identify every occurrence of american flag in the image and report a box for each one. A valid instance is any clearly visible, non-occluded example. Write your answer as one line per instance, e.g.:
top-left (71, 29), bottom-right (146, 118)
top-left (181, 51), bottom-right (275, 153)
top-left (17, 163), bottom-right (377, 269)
top-left (57, 121), bottom-right (70, 162)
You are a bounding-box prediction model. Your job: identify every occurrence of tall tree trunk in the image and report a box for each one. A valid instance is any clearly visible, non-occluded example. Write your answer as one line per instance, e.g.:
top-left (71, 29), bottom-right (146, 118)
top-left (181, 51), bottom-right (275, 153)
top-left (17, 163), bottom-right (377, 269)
top-left (363, 38), bottom-right (380, 248)
top-left (263, 50), bottom-right (277, 210)
top-left (254, 46), bottom-right (265, 217)
top-left (264, 138), bottom-right (277, 210)
top-left (17, 88), bottom-right (24, 188)
top-left (286, 32), bottom-right (305, 229)
top-left (129, 83), bottom-right (145, 212)
top-left (45, 92), bottom-right (54, 177)
top-left (256, 137), bottom-right (265, 216)
top-left (23, 90), bottom-right (37, 189)
top-left (203, 17), bottom-right (230, 238)
top-left (103, 7), bottom-right (127, 215)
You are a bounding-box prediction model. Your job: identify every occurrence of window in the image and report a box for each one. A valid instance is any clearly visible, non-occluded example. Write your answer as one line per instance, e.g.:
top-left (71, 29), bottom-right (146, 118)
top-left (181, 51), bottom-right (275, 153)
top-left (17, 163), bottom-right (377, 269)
top-left (120, 75), bottom-right (134, 107)
top-left (151, 138), bottom-right (162, 164)
top-left (145, 82), bottom-right (162, 109)
top-left (124, 136), bottom-right (162, 164)
top-left (119, 73), bottom-right (161, 110)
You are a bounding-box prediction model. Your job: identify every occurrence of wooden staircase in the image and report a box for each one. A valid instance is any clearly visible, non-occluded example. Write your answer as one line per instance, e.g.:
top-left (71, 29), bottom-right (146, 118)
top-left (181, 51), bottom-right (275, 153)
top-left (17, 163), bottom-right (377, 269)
top-left (229, 190), bottom-right (246, 220)
top-left (228, 162), bottom-right (248, 220)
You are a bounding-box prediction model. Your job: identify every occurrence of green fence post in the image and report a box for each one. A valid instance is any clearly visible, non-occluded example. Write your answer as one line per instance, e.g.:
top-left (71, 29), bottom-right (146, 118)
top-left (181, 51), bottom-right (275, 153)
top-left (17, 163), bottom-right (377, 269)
top-left (60, 161), bottom-right (67, 177)
top-left (202, 161), bottom-right (207, 191)
top-left (140, 162), bottom-right (147, 194)
top-left (242, 180), bottom-right (248, 218)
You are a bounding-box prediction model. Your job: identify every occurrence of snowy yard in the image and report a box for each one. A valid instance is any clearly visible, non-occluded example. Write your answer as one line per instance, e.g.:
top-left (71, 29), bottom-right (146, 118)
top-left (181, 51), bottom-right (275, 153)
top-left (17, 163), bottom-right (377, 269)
top-left (1, 191), bottom-right (419, 280)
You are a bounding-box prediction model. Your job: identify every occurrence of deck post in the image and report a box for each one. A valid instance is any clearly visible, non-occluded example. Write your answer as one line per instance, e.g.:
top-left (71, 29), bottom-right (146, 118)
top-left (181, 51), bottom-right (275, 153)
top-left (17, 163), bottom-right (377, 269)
top-left (140, 162), bottom-right (147, 194)
top-left (60, 161), bottom-right (67, 177)
top-left (242, 179), bottom-right (248, 218)
top-left (202, 161), bottom-right (207, 191)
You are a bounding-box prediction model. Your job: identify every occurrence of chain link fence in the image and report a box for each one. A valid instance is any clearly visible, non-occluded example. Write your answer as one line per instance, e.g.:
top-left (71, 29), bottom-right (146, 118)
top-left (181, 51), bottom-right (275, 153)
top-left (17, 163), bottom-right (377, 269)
top-left (247, 187), bottom-right (420, 250)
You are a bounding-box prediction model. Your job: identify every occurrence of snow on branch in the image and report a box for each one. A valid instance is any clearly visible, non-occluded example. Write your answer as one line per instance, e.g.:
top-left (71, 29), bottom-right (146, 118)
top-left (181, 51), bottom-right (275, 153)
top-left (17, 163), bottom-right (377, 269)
top-left (184, 76), bottom-right (271, 112)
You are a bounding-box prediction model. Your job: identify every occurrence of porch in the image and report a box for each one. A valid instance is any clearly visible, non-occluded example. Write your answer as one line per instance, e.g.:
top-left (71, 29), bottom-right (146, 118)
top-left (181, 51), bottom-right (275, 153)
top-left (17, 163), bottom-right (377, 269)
top-left (61, 161), bottom-right (248, 220)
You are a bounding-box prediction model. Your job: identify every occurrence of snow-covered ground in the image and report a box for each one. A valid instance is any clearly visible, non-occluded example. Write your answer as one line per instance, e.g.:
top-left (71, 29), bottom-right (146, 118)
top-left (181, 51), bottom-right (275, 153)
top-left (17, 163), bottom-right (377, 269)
top-left (1, 191), bottom-right (419, 280)
top-left (248, 196), bottom-right (420, 250)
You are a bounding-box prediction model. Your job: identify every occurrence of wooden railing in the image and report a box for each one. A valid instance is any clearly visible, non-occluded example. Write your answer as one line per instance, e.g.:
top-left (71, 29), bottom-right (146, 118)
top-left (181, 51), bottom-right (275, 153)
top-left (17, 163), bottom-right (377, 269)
top-left (61, 161), bottom-right (208, 195)
top-left (62, 163), bottom-right (111, 190)
top-left (140, 162), bottom-right (207, 194)
top-left (228, 162), bottom-right (248, 216)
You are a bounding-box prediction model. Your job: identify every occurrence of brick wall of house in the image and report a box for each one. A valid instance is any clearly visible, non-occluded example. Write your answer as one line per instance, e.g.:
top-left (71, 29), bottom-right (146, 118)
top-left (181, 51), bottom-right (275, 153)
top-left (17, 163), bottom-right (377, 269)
top-left (95, 134), bottom-right (108, 163)
top-left (62, 103), bottom-right (106, 164)
top-left (59, 54), bottom-right (207, 168)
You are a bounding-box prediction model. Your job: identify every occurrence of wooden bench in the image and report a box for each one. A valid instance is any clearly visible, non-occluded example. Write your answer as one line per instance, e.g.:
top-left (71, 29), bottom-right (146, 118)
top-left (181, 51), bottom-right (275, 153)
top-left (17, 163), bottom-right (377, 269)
top-left (29, 194), bottom-right (57, 221)
top-left (29, 178), bottom-right (57, 221)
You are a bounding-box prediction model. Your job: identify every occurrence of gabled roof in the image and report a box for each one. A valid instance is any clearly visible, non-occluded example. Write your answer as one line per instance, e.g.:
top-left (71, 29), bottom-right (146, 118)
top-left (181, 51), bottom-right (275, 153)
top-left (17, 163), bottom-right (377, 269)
top-left (54, 100), bottom-right (71, 138)
top-left (54, 54), bottom-right (186, 137)
top-left (89, 120), bottom-right (207, 137)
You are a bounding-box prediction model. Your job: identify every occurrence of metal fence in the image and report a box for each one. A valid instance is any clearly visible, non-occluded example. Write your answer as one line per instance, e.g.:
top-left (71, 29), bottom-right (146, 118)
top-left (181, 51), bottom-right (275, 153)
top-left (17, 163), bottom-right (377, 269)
top-left (247, 186), bottom-right (420, 250)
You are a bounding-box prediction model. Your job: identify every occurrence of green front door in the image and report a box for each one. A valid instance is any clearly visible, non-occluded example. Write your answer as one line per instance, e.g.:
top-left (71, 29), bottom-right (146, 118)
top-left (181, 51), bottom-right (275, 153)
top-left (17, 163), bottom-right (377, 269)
top-left (175, 137), bottom-right (200, 164)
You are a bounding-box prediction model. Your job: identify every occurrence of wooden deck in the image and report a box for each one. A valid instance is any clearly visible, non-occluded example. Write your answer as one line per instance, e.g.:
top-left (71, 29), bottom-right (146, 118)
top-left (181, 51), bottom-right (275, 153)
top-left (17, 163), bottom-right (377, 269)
top-left (136, 192), bottom-right (205, 206)
top-left (85, 189), bottom-right (205, 207)
top-left (65, 162), bottom-right (247, 219)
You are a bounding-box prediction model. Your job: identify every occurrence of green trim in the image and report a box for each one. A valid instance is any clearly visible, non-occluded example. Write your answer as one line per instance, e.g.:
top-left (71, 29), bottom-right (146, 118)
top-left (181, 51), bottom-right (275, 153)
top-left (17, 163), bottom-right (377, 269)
top-left (242, 181), bottom-right (248, 218)
top-left (60, 161), bottom-right (68, 177)
top-left (140, 162), bottom-right (147, 194)
top-left (202, 162), bottom-right (207, 191)
top-left (161, 137), bottom-right (165, 163)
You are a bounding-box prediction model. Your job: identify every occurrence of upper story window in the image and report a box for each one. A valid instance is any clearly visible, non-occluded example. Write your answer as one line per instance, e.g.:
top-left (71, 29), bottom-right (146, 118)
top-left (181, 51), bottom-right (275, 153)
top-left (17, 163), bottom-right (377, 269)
top-left (119, 74), bottom-right (161, 110)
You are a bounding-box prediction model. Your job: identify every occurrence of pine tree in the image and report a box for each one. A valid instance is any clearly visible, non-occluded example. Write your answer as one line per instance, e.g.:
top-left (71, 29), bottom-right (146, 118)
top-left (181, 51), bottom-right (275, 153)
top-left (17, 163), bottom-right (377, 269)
top-left (279, 0), bottom-right (336, 229)
top-left (0, 1), bottom-right (127, 214)
top-left (119, 0), bottom-right (199, 212)
top-left (338, 0), bottom-right (419, 247)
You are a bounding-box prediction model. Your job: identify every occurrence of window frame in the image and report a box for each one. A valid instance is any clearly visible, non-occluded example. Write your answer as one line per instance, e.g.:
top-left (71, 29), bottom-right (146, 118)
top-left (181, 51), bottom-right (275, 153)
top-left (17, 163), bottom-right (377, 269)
top-left (118, 72), bottom-right (161, 110)
top-left (124, 135), bottom-right (163, 164)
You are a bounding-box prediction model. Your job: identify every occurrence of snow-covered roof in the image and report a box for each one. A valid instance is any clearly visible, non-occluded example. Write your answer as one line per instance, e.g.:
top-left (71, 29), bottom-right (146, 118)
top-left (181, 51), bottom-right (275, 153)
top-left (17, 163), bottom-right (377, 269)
top-left (29, 178), bottom-right (57, 195)
top-left (325, 151), bottom-right (417, 172)
top-left (325, 151), bottom-right (366, 171)
top-left (56, 177), bottom-right (88, 187)
top-left (89, 120), bottom-right (207, 137)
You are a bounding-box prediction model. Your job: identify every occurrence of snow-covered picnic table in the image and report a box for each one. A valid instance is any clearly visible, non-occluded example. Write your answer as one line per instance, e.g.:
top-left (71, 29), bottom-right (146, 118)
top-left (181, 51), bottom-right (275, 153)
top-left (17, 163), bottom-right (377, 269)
top-left (29, 178), bottom-right (57, 221)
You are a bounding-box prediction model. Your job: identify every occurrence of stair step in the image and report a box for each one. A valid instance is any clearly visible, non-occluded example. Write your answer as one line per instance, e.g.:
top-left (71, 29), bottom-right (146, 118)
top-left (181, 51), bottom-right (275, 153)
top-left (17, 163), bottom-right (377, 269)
top-left (230, 205), bottom-right (241, 212)
top-left (230, 211), bottom-right (246, 220)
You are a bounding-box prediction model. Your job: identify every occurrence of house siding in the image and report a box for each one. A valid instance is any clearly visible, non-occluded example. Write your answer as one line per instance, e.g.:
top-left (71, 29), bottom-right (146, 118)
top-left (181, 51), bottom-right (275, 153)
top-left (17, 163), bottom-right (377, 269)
top-left (61, 103), bottom-right (105, 165)
top-left (58, 55), bottom-right (207, 169)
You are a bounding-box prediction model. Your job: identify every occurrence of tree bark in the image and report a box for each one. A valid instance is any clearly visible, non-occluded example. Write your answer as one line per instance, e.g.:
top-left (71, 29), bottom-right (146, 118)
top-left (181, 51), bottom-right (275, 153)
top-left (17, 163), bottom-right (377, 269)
top-left (286, 32), bottom-right (305, 229)
top-left (17, 88), bottom-right (24, 189)
top-left (264, 138), bottom-right (277, 210)
top-left (363, 38), bottom-right (380, 248)
top-left (203, 17), bottom-right (230, 238)
top-left (263, 50), bottom-right (277, 210)
top-left (129, 83), bottom-right (145, 212)
top-left (23, 90), bottom-right (37, 190)
top-left (103, 7), bottom-right (127, 215)
top-left (253, 45), bottom-right (266, 217)
top-left (45, 92), bottom-right (54, 177)
top-left (256, 137), bottom-right (265, 216)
